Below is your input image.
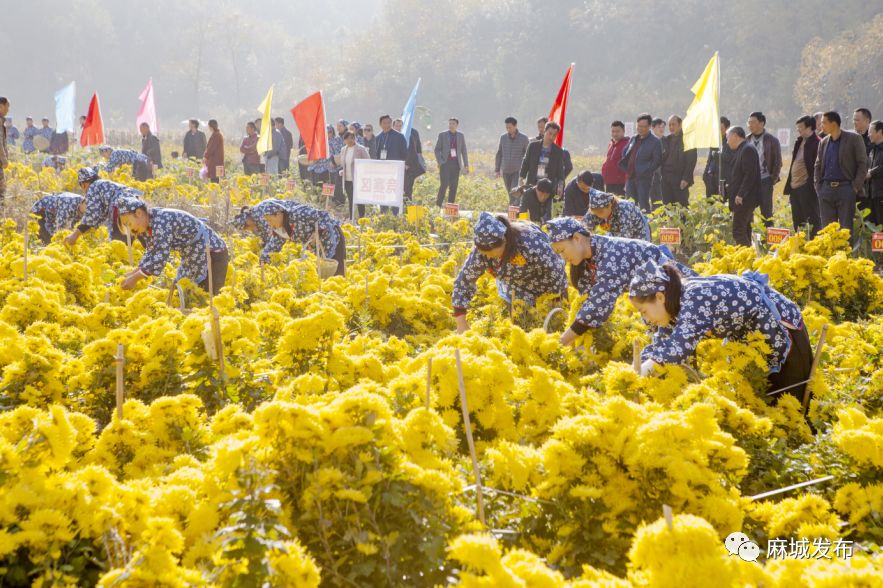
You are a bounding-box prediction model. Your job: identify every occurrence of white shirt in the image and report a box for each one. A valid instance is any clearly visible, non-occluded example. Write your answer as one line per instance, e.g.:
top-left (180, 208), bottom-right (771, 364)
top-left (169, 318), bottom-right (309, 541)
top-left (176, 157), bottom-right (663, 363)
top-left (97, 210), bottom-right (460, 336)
top-left (342, 145), bottom-right (356, 181)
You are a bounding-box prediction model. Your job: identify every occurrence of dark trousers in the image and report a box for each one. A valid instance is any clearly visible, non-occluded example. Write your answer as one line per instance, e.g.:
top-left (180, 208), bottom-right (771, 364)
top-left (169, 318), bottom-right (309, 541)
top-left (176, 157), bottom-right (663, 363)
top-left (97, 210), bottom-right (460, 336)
top-left (759, 176), bottom-right (774, 227)
top-left (0, 166), bottom-right (5, 203)
top-left (210, 177), bottom-right (220, 184)
top-left (332, 225), bottom-right (346, 277)
top-left (244, 163), bottom-right (261, 175)
top-left (789, 183), bottom-right (822, 239)
top-left (818, 183), bottom-right (857, 243)
top-left (731, 200), bottom-right (756, 246)
top-left (436, 160), bottom-right (460, 206)
top-left (605, 183), bottom-right (625, 196)
top-left (345, 180), bottom-right (365, 219)
top-left (649, 169), bottom-right (663, 207)
top-left (279, 157), bottom-right (290, 173)
top-left (870, 198), bottom-right (883, 229)
top-left (197, 249), bottom-right (229, 294)
top-left (502, 172), bottom-right (520, 194)
top-left (626, 176), bottom-right (653, 212)
top-left (404, 172), bottom-right (417, 201)
top-left (662, 175), bottom-right (689, 206)
top-left (767, 324), bottom-right (813, 406)
top-left (37, 215), bottom-right (52, 245)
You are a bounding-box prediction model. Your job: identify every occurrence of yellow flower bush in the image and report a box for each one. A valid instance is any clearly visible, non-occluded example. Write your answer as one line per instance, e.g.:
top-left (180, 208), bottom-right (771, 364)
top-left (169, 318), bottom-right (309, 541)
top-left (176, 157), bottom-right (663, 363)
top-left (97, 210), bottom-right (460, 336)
top-left (2, 164), bottom-right (883, 585)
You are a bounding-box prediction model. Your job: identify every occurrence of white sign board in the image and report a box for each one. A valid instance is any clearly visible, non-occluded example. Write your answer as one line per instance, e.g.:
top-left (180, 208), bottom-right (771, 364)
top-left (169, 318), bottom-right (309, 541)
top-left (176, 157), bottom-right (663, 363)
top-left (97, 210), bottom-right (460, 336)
top-left (776, 128), bottom-right (791, 148)
top-left (353, 159), bottom-right (405, 212)
top-left (624, 121), bottom-right (636, 137)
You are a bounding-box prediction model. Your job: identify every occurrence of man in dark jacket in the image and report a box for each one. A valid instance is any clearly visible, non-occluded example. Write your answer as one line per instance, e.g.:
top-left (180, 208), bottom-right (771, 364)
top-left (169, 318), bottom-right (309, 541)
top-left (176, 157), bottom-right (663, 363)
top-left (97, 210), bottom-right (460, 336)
top-left (815, 111), bottom-right (869, 243)
top-left (865, 120), bottom-right (883, 227)
top-left (703, 117), bottom-right (731, 199)
top-left (433, 117), bottom-right (469, 206)
top-left (401, 123), bottom-right (424, 202)
top-left (140, 123), bottom-right (163, 169)
top-left (783, 115), bottom-right (822, 238)
top-left (746, 112), bottom-right (782, 227)
top-left (182, 120), bottom-right (207, 161)
top-left (661, 115), bottom-right (698, 206)
top-left (725, 126), bottom-right (761, 246)
top-left (619, 113), bottom-right (663, 213)
top-left (520, 121), bottom-right (565, 189)
top-left (275, 117), bottom-right (294, 174)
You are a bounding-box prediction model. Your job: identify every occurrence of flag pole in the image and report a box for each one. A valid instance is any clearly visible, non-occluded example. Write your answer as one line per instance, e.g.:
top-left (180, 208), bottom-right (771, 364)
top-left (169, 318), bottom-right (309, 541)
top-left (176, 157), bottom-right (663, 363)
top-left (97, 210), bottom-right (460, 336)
top-left (716, 52), bottom-right (725, 198)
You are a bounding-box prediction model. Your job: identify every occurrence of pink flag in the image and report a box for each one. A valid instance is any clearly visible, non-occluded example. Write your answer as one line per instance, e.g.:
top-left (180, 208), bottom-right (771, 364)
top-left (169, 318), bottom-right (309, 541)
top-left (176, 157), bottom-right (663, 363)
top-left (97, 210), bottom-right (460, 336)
top-left (136, 78), bottom-right (158, 133)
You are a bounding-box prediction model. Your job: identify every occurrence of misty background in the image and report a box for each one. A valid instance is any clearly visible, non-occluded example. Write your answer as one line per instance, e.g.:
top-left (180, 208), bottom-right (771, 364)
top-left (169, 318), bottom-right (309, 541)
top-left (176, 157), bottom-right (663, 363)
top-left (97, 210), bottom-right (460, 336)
top-left (3, 0), bottom-right (882, 152)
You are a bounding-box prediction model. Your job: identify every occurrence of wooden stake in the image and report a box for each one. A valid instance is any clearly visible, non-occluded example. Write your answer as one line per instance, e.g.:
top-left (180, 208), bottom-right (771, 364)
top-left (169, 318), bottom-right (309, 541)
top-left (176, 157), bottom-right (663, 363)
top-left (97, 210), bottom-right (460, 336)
top-left (425, 357), bottom-right (432, 410)
top-left (455, 348), bottom-right (486, 527)
top-left (632, 339), bottom-right (641, 374)
top-left (23, 222), bottom-right (29, 283)
top-left (114, 344), bottom-right (125, 420)
top-left (662, 504), bottom-right (673, 531)
top-left (802, 324), bottom-right (828, 415)
top-left (748, 475), bottom-right (835, 502)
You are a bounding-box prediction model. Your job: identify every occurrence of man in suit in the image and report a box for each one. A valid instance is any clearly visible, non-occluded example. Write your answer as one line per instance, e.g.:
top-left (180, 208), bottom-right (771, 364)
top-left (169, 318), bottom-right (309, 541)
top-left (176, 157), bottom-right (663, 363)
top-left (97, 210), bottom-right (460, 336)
top-left (746, 111), bottom-right (782, 227)
top-left (182, 119), bottom-right (207, 161)
top-left (520, 121), bottom-right (565, 191)
top-left (660, 115), bottom-right (698, 206)
top-left (619, 113), bottom-right (663, 213)
top-left (814, 111), bottom-right (869, 244)
top-left (375, 115), bottom-right (408, 214)
top-left (725, 126), bottom-right (761, 246)
top-left (434, 117), bottom-right (469, 207)
top-left (275, 117), bottom-right (294, 174)
top-left (394, 118), bottom-right (424, 203)
top-left (783, 115), bottom-right (821, 238)
top-left (140, 123), bottom-right (163, 169)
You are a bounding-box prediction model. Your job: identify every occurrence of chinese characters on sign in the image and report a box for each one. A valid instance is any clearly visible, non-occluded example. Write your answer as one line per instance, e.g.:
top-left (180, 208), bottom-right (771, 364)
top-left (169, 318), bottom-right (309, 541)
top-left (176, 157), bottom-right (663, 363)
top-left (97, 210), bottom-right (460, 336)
top-left (353, 159), bottom-right (405, 212)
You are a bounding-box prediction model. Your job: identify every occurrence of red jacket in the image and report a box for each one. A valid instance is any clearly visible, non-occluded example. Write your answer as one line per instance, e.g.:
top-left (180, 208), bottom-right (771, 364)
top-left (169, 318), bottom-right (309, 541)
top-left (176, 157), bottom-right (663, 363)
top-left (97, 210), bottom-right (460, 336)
top-left (602, 137), bottom-right (629, 185)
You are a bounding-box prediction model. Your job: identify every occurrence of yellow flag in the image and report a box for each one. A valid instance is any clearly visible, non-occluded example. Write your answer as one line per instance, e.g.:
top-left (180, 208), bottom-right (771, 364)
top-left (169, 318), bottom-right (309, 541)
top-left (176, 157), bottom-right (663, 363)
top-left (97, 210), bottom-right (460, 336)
top-left (682, 52), bottom-right (720, 150)
top-left (257, 85), bottom-right (275, 154)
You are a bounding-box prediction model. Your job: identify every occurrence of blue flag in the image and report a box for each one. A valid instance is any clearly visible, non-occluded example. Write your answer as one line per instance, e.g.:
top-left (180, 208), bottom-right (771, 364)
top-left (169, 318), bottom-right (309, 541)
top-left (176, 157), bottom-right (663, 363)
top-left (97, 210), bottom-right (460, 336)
top-left (54, 81), bottom-right (76, 134)
top-left (401, 78), bottom-right (421, 147)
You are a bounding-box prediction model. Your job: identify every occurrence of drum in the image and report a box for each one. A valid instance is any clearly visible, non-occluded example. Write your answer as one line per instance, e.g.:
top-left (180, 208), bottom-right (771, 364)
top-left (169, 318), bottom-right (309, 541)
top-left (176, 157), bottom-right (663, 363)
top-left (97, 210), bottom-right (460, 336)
top-left (33, 135), bottom-right (51, 152)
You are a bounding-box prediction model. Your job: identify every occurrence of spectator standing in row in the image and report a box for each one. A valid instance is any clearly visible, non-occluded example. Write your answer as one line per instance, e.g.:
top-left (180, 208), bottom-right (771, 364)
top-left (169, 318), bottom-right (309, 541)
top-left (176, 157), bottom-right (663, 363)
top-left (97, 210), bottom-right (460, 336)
top-left (38, 117), bottom-right (54, 152)
top-left (867, 120), bottom-right (883, 226)
top-left (183, 119), bottom-right (207, 161)
top-left (363, 123), bottom-right (377, 159)
top-left (660, 115), bottom-right (697, 206)
top-left (374, 115), bottom-right (407, 214)
top-left (335, 130), bottom-right (370, 218)
top-left (619, 113), bottom-right (663, 213)
top-left (394, 118), bottom-right (424, 203)
top-left (783, 115), bottom-right (821, 238)
top-left (434, 117), bottom-right (469, 207)
top-left (4, 117), bottom-right (19, 147)
top-left (204, 119), bottom-right (224, 183)
top-left (649, 117), bottom-right (666, 205)
top-left (726, 126), bottom-right (761, 246)
top-left (521, 121), bottom-right (565, 193)
top-left (0, 97), bottom-right (8, 205)
top-left (815, 111), bottom-right (869, 244)
top-left (702, 117), bottom-right (731, 199)
top-left (601, 121), bottom-right (629, 195)
top-left (22, 117), bottom-right (38, 154)
top-left (495, 116), bottom-right (529, 196)
top-left (534, 117), bottom-right (548, 141)
top-left (275, 117), bottom-right (293, 174)
top-left (141, 122), bottom-right (163, 169)
top-left (854, 108), bottom-right (872, 152)
top-left (746, 112), bottom-right (782, 227)
top-left (240, 122), bottom-right (261, 175)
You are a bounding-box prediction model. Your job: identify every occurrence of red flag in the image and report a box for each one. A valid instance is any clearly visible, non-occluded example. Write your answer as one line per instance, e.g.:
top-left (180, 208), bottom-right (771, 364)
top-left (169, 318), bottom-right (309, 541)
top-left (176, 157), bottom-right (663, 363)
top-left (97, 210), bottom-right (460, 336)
top-left (291, 91), bottom-right (328, 160)
top-left (548, 63), bottom-right (574, 147)
top-left (80, 93), bottom-right (105, 147)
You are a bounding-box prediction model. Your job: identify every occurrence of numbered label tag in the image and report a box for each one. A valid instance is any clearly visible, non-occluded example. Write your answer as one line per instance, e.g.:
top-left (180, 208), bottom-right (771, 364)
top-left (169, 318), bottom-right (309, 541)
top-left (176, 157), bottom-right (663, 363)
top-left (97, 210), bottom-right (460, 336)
top-left (443, 202), bottom-right (460, 220)
top-left (659, 227), bottom-right (682, 246)
top-left (259, 173), bottom-right (269, 187)
top-left (872, 232), bottom-right (883, 252)
top-left (286, 178), bottom-right (297, 191)
top-left (321, 183), bottom-right (335, 197)
top-left (185, 167), bottom-right (195, 178)
top-left (508, 206), bottom-right (520, 221)
top-left (216, 165), bottom-right (225, 178)
top-left (766, 227), bottom-right (791, 246)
